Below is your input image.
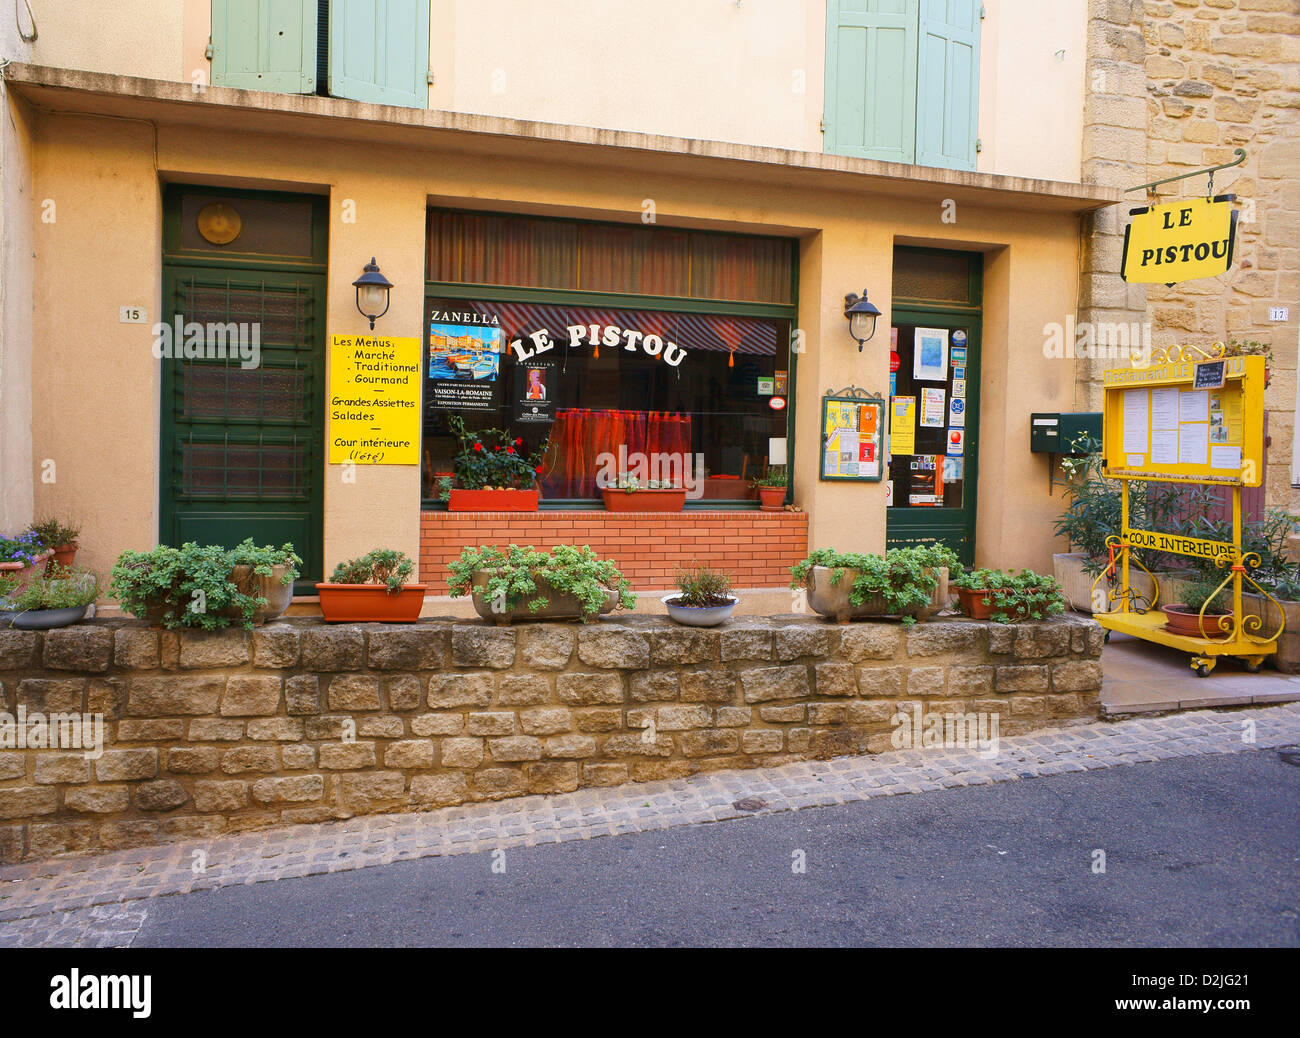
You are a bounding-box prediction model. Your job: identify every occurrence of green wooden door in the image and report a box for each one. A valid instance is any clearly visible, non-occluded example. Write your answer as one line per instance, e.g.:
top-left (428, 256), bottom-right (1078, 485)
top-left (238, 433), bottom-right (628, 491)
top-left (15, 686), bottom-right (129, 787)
top-left (159, 268), bottom-right (326, 584)
top-left (915, 0), bottom-right (981, 170)
top-left (211, 0), bottom-right (318, 93)
top-left (886, 306), bottom-right (981, 566)
top-left (824, 0), bottom-right (918, 162)
top-left (328, 0), bottom-right (430, 108)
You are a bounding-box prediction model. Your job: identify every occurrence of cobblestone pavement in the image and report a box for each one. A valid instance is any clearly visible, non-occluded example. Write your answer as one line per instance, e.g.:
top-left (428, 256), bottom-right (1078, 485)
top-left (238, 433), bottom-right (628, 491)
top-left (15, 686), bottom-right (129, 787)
top-left (2, 702), bottom-right (1297, 948)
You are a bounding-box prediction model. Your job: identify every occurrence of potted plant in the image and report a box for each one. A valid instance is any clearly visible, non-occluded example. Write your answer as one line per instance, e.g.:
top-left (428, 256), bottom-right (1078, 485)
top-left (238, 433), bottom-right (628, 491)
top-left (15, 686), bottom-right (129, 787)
top-left (751, 469), bottom-right (787, 512)
top-left (28, 517), bottom-right (81, 574)
top-left (0, 531), bottom-right (54, 595)
top-left (0, 564), bottom-right (98, 630)
top-left (316, 549), bottom-right (426, 623)
top-left (111, 543), bottom-right (283, 630)
top-left (600, 474), bottom-right (687, 513)
top-left (662, 565), bottom-right (738, 626)
top-left (952, 568), bottom-right (1067, 623)
top-left (1162, 575), bottom-right (1234, 639)
top-left (791, 544), bottom-right (958, 624)
top-left (448, 544), bottom-right (636, 625)
top-left (445, 415), bottom-right (549, 512)
top-left (222, 540), bottom-right (301, 625)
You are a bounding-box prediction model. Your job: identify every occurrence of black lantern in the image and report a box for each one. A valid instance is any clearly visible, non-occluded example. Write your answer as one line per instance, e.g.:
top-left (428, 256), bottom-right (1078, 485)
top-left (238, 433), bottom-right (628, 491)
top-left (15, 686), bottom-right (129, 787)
top-left (843, 290), bottom-right (882, 351)
top-left (353, 257), bottom-right (393, 330)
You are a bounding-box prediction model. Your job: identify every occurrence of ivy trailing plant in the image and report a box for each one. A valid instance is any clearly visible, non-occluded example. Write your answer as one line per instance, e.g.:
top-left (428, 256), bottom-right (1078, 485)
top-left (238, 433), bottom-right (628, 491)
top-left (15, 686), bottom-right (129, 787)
top-left (447, 414), bottom-right (550, 491)
top-left (110, 542), bottom-right (291, 630)
top-left (447, 544), bottom-right (636, 621)
top-left (328, 549), bottom-right (414, 593)
top-left (951, 568), bottom-right (1067, 624)
top-left (790, 544), bottom-right (959, 623)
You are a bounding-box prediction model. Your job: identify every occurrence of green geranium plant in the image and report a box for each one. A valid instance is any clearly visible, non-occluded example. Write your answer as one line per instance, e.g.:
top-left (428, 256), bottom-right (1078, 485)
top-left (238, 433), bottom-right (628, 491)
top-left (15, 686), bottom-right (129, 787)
top-left (952, 567), bottom-right (1067, 623)
top-left (447, 544), bottom-right (636, 621)
top-left (447, 415), bottom-right (550, 491)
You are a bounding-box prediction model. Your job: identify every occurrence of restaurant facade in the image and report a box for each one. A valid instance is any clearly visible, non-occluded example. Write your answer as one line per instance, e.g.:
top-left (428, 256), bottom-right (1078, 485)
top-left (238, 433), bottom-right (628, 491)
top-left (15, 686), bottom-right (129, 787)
top-left (1, 58), bottom-right (1121, 607)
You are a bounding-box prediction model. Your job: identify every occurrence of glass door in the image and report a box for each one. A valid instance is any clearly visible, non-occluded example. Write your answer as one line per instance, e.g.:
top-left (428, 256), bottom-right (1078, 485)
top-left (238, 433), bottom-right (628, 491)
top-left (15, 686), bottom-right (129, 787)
top-left (885, 310), bottom-right (980, 565)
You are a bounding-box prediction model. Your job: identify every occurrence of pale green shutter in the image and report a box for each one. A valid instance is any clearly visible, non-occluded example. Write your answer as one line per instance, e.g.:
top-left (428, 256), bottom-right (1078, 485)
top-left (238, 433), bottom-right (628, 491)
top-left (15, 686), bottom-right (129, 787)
top-left (915, 0), bottom-right (981, 170)
top-left (824, 0), bottom-right (918, 163)
top-left (211, 0), bottom-right (317, 93)
top-left (329, 0), bottom-right (430, 108)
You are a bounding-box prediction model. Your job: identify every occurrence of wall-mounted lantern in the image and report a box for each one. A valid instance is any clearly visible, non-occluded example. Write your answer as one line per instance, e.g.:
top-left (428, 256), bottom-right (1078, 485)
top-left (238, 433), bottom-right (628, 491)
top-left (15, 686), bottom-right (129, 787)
top-left (353, 257), bottom-right (393, 330)
top-left (843, 290), bottom-right (882, 351)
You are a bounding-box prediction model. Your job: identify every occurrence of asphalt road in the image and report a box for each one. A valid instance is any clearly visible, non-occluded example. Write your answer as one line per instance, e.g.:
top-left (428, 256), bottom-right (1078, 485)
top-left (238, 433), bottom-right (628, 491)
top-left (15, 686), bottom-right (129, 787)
top-left (134, 749), bottom-right (1300, 947)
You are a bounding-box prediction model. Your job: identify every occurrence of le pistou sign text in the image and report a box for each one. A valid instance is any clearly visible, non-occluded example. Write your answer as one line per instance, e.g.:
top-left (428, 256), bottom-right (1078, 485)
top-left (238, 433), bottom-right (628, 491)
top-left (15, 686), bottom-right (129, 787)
top-left (329, 334), bottom-right (422, 465)
top-left (1121, 196), bottom-right (1237, 286)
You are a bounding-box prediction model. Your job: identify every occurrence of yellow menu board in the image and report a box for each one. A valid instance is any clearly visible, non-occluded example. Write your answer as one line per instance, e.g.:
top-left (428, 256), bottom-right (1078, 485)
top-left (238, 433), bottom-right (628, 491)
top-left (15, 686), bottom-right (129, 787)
top-left (328, 334), bottom-right (422, 464)
top-left (1102, 354), bottom-right (1263, 485)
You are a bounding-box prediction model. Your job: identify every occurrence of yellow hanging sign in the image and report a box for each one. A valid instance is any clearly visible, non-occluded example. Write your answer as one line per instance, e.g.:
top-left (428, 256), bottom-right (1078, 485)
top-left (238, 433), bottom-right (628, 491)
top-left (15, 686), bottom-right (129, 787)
top-left (328, 334), bottom-right (422, 464)
top-left (1121, 196), bottom-right (1237, 286)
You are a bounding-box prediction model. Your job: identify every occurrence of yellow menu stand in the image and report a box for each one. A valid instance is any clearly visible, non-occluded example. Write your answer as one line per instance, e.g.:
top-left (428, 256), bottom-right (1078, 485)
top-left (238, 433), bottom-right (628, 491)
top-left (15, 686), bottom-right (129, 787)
top-left (1092, 344), bottom-right (1282, 676)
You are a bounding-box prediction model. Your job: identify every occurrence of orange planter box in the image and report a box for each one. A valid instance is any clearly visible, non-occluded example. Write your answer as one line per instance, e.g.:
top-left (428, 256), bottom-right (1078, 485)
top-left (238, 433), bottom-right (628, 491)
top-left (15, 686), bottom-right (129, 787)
top-left (315, 584), bottom-right (427, 623)
top-left (448, 489), bottom-right (539, 512)
top-left (600, 488), bottom-right (686, 512)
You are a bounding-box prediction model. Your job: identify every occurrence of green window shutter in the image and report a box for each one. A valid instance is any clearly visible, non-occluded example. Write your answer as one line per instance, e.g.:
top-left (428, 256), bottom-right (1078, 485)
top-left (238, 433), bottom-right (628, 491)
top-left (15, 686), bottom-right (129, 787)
top-left (211, 0), bottom-right (317, 93)
top-left (824, 0), bottom-right (918, 163)
top-left (915, 0), bottom-right (981, 170)
top-left (328, 0), bottom-right (430, 109)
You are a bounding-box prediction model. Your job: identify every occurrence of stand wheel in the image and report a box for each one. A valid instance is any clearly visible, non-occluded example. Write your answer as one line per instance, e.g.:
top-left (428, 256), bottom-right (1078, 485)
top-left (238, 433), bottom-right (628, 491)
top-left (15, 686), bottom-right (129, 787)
top-left (1244, 660), bottom-right (1263, 674)
top-left (1194, 663), bottom-right (1211, 678)
top-left (1103, 631), bottom-right (1111, 644)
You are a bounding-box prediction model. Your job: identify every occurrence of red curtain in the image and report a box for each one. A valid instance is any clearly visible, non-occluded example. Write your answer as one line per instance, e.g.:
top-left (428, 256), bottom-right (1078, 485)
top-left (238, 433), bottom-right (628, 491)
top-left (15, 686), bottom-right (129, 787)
top-left (543, 410), bottom-right (692, 498)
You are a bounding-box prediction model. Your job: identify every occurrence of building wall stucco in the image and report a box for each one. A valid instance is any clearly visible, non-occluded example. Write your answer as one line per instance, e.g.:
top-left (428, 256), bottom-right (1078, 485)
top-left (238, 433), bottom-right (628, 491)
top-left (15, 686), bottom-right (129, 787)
top-left (22, 100), bottom-right (1086, 583)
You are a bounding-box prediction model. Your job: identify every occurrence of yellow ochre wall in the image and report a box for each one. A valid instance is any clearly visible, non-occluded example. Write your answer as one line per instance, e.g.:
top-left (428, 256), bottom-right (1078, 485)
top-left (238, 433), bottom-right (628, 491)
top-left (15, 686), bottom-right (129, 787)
top-left (24, 104), bottom-right (1084, 583)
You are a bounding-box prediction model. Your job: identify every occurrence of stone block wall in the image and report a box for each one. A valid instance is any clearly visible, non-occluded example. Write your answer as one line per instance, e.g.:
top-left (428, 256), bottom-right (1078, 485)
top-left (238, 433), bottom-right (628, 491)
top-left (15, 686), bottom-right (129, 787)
top-left (0, 615), bottom-right (1104, 863)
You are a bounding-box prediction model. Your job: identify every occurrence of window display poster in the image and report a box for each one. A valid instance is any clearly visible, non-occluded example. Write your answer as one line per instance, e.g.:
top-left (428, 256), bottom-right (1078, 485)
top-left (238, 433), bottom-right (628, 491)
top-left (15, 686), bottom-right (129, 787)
top-left (914, 328), bottom-right (949, 381)
top-left (514, 358), bottom-right (557, 423)
top-left (908, 455), bottom-right (944, 506)
top-left (890, 396), bottom-right (916, 455)
top-left (920, 387), bottom-right (946, 428)
top-left (328, 334), bottom-right (422, 465)
top-left (427, 304), bottom-right (502, 412)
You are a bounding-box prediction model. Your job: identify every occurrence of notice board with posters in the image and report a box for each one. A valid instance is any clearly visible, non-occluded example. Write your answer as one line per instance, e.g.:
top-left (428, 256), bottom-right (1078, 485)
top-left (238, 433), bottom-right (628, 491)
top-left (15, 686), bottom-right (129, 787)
top-left (1101, 351), bottom-right (1264, 485)
top-left (820, 390), bottom-right (884, 481)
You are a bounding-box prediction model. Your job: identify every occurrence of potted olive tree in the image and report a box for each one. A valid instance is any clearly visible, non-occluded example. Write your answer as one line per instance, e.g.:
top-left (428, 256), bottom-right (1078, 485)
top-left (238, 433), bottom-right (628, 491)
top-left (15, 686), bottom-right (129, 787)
top-left (316, 549), bottom-right (426, 623)
top-left (448, 544), bottom-right (635, 625)
top-left (445, 415), bottom-right (549, 512)
top-left (662, 565), bottom-right (738, 626)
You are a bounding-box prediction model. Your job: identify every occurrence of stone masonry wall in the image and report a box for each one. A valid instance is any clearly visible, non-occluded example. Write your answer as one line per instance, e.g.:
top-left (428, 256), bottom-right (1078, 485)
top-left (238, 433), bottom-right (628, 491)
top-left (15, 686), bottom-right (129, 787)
top-left (0, 615), bottom-right (1104, 864)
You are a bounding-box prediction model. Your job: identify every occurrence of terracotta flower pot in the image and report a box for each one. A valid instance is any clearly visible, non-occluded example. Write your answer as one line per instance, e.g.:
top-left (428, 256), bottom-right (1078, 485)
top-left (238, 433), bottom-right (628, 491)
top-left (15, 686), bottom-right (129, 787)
top-left (758, 486), bottom-right (786, 511)
top-left (1, 550), bottom-right (53, 594)
top-left (46, 542), bottom-right (79, 575)
top-left (955, 586), bottom-right (1029, 621)
top-left (600, 487), bottom-right (686, 512)
top-left (1162, 603), bottom-right (1232, 639)
top-left (448, 488), bottom-right (539, 512)
top-left (315, 583), bottom-right (427, 623)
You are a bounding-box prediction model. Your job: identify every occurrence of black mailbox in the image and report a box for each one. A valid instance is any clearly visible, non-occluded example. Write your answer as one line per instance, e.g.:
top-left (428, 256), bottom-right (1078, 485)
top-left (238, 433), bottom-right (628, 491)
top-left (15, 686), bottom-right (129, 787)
top-left (1031, 412), bottom-right (1101, 455)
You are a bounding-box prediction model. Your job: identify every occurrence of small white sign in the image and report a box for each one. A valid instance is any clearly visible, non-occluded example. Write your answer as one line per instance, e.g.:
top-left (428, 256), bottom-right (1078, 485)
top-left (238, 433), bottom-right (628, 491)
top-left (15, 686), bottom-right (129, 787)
top-left (119, 306), bottom-right (149, 324)
top-left (1269, 306), bottom-right (1290, 322)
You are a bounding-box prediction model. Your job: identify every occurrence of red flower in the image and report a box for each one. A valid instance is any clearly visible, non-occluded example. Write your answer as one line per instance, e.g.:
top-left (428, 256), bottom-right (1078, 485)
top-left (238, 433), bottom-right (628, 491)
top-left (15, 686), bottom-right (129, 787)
top-left (506, 447), bottom-right (516, 455)
top-left (473, 442), bottom-right (483, 452)
top-left (535, 465), bottom-right (544, 474)
top-left (493, 445), bottom-right (501, 451)
top-left (514, 437), bottom-right (523, 446)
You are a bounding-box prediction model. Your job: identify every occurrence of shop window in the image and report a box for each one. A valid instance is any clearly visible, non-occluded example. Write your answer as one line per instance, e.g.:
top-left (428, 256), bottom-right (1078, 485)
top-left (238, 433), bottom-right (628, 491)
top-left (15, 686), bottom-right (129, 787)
top-left (823, 0), bottom-right (981, 171)
top-left (421, 299), bottom-right (791, 505)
